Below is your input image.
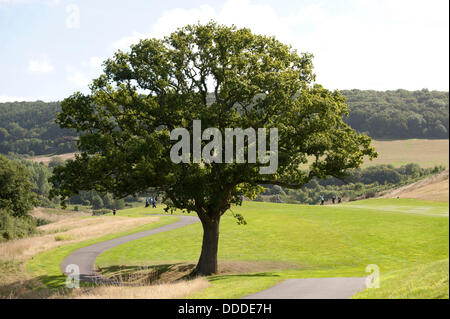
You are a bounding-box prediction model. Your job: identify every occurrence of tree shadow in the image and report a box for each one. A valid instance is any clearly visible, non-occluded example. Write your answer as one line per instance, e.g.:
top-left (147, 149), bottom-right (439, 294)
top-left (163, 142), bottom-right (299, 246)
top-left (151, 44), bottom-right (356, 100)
top-left (207, 272), bottom-right (281, 282)
top-left (97, 263), bottom-right (197, 285)
top-left (0, 274), bottom-right (82, 298)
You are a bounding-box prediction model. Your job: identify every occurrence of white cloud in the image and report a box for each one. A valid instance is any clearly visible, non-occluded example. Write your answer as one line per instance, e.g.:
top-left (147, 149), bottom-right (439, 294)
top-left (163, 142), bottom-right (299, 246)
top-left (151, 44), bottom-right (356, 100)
top-left (66, 66), bottom-right (89, 88)
top-left (65, 3), bottom-right (80, 29)
top-left (112, 32), bottom-right (151, 51)
top-left (88, 56), bottom-right (103, 70)
top-left (111, 0), bottom-right (449, 91)
top-left (28, 58), bottom-right (54, 73)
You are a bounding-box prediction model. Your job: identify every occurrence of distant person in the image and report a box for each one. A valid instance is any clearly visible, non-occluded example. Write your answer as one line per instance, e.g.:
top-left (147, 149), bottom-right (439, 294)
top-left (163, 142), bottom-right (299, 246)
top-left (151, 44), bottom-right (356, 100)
top-left (145, 197), bottom-right (149, 208)
top-left (331, 195), bottom-right (336, 204)
top-left (320, 195), bottom-right (325, 205)
top-left (113, 208), bottom-right (116, 216)
top-left (152, 197), bottom-right (157, 208)
top-left (337, 196), bottom-right (342, 204)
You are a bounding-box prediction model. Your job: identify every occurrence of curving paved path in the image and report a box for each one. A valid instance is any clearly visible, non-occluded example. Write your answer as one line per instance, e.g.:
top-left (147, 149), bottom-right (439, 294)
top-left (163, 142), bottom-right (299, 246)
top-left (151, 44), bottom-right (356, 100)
top-left (242, 277), bottom-right (367, 299)
top-left (61, 214), bottom-right (367, 298)
top-left (61, 214), bottom-right (199, 285)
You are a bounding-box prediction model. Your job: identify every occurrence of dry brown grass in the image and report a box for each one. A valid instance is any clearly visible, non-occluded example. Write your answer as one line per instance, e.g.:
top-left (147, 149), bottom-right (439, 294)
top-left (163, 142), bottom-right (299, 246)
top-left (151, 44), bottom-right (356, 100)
top-left (0, 210), bottom-right (162, 298)
top-left (98, 261), bottom-right (303, 287)
top-left (1, 275), bottom-right (209, 299)
top-left (62, 278), bottom-right (210, 299)
top-left (365, 139), bottom-right (449, 168)
top-left (0, 210), bottom-right (159, 263)
top-left (30, 207), bottom-right (90, 223)
top-left (382, 169), bottom-right (449, 202)
top-left (28, 152), bottom-right (77, 165)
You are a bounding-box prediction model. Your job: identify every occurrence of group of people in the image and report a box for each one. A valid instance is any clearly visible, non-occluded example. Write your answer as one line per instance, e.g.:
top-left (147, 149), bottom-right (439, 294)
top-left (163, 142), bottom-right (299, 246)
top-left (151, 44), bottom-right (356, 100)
top-left (319, 195), bottom-right (342, 205)
top-left (145, 196), bottom-right (158, 208)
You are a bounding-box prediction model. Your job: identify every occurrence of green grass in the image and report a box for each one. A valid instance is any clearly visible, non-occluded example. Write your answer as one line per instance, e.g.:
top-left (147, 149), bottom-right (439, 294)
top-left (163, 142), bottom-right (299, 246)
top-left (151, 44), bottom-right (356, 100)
top-left (353, 258), bottom-right (449, 299)
top-left (95, 199), bottom-right (449, 298)
top-left (26, 215), bottom-right (178, 289)
top-left (343, 198), bottom-right (449, 216)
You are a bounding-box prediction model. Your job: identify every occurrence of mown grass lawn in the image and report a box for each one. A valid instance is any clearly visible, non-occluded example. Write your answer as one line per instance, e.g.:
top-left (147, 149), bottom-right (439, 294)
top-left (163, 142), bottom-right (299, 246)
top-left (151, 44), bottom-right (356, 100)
top-left (95, 199), bottom-right (449, 298)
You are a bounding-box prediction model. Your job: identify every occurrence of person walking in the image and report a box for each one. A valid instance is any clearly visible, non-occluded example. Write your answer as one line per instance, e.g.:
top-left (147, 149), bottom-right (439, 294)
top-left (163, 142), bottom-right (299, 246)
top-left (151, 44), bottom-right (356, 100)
top-left (332, 195), bottom-right (336, 204)
top-left (113, 208), bottom-right (116, 216)
top-left (320, 195), bottom-right (325, 205)
top-left (152, 196), bottom-right (157, 208)
top-left (337, 196), bottom-right (342, 204)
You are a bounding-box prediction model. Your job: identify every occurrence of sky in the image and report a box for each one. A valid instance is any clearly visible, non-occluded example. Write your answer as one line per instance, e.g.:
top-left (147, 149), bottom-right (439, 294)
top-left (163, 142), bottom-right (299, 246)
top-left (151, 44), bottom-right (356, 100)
top-left (0, 0), bottom-right (448, 102)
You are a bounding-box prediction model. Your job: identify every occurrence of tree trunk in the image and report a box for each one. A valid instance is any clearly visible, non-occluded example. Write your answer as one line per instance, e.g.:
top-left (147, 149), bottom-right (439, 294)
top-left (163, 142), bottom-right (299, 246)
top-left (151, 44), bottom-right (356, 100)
top-left (192, 215), bottom-right (220, 276)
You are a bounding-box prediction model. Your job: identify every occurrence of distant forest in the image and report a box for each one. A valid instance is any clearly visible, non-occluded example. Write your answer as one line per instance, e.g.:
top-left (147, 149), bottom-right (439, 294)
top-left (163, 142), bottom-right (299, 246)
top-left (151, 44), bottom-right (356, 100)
top-left (343, 89), bottom-right (449, 139)
top-left (0, 89), bottom-right (448, 156)
top-left (0, 101), bottom-right (76, 155)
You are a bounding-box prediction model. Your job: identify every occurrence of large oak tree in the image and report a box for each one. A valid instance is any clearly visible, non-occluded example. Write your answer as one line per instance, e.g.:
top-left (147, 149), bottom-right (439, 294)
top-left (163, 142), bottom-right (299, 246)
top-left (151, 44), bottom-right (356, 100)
top-left (50, 22), bottom-right (377, 276)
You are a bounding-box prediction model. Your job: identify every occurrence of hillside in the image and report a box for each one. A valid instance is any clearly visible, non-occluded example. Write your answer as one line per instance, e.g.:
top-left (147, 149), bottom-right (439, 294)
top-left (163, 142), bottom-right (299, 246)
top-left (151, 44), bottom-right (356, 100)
top-left (0, 101), bottom-right (77, 156)
top-left (343, 89), bottom-right (449, 139)
top-left (366, 139), bottom-right (449, 168)
top-left (381, 169), bottom-right (449, 202)
top-left (0, 89), bottom-right (448, 156)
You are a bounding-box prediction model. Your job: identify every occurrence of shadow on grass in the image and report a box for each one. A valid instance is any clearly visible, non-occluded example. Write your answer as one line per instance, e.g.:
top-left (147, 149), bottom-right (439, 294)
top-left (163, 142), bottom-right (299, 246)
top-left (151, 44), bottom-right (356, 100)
top-left (98, 262), bottom-right (285, 285)
top-left (0, 274), bottom-right (81, 298)
top-left (207, 272), bottom-right (281, 282)
top-left (97, 263), bottom-right (196, 285)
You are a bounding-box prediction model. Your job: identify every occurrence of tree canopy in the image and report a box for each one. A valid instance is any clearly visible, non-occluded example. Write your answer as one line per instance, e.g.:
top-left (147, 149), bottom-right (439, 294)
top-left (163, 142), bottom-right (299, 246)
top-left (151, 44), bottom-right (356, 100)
top-left (0, 154), bottom-right (37, 218)
top-left (50, 22), bottom-right (376, 275)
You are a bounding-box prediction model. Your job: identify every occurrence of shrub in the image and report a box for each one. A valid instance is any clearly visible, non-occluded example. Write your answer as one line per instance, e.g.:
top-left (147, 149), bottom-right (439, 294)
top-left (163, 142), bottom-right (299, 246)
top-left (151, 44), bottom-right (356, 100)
top-left (0, 209), bottom-right (36, 241)
top-left (73, 205), bottom-right (79, 211)
top-left (54, 234), bottom-right (73, 241)
top-left (92, 209), bottom-right (111, 216)
top-left (34, 217), bottom-right (51, 226)
top-left (91, 195), bottom-right (104, 210)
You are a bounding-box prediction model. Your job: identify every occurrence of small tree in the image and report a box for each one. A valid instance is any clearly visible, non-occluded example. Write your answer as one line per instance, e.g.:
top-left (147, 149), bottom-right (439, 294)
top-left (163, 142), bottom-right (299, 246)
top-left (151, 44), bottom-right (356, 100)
top-left (0, 155), bottom-right (38, 217)
top-left (50, 22), bottom-right (376, 276)
top-left (90, 195), bottom-right (104, 210)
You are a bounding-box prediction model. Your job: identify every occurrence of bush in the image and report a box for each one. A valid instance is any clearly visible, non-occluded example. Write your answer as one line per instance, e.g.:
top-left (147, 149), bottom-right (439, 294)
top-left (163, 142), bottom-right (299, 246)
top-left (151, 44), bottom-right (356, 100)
top-left (73, 205), bottom-right (79, 211)
top-left (0, 209), bottom-right (36, 241)
top-left (54, 234), bottom-right (73, 241)
top-left (91, 195), bottom-right (104, 210)
top-left (34, 217), bottom-right (51, 226)
top-left (92, 209), bottom-right (111, 216)
top-left (113, 199), bottom-right (125, 210)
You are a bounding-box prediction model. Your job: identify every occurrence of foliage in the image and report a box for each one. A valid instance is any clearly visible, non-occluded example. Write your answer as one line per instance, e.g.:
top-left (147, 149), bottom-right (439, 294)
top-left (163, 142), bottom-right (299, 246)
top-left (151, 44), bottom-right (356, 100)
top-left (0, 101), bottom-right (77, 155)
top-left (92, 208), bottom-right (112, 216)
top-left (343, 89), bottom-right (449, 139)
top-left (49, 22), bottom-right (376, 275)
top-left (0, 154), bottom-right (38, 217)
top-left (261, 163), bottom-right (446, 204)
top-left (0, 91), bottom-right (447, 157)
top-left (0, 209), bottom-right (37, 241)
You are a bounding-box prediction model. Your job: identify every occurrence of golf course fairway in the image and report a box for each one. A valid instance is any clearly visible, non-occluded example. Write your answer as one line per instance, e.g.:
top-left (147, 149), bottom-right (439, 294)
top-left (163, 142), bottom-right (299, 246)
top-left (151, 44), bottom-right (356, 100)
top-left (89, 199), bottom-right (449, 299)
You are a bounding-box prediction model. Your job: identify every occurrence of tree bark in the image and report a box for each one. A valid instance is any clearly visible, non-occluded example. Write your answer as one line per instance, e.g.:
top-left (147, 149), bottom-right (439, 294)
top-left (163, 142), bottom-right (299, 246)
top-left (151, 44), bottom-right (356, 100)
top-left (191, 215), bottom-right (221, 276)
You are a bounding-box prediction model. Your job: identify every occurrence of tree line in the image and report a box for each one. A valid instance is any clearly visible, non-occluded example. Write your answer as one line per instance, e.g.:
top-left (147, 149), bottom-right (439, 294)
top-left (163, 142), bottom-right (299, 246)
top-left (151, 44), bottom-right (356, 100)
top-left (343, 89), bottom-right (449, 139)
top-left (0, 89), bottom-right (448, 157)
top-left (0, 101), bottom-right (77, 156)
top-left (259, 163), bottom-right (445, 205)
